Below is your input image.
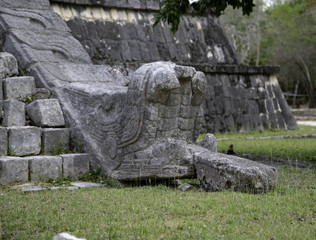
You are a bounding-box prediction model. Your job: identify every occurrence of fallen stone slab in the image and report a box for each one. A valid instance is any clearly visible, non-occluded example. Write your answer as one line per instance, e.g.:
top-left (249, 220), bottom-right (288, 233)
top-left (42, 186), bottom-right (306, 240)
top-left (189, 145), bottom-right (277, 193)
top-left (60, 154), bottom-right (90, 179)
top-left (42, 128), bottom-right (69, 155)
top-left (2, 100), bottom-right (26, 126)
top-left (21, 185), bottom-right (79, 192)
top-left (8, 127), bottom-right (41, 156)
top-left (70, 182), bottom-right (104, 188)
top-left (53, 232), bottom-right (86, 240)
top-left (0, 156), bottom-right (28, 185)
top-left (27, 156), bottom-right (62, 181)
top-left (0, 127), bottom-right (8, 156)
top-left (21, 185), bottom-right (46, 192)
top-left (26, 99), bottom-right (65, 127)
top-left (3, 76), bottom-right (36, 100)
top-left (50, 186), bottom-right (79, 191)
top-left (0, 52), bottom-right (18, 79)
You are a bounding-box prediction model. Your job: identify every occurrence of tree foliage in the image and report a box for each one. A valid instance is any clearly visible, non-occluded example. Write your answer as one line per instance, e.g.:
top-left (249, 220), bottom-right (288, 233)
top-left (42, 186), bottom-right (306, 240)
top-left (262, 0), bottom-right (316, 107)
top-left (221, 0), bottom-right (316, 107)
top-left (154, 0), bottom-right (255, 33)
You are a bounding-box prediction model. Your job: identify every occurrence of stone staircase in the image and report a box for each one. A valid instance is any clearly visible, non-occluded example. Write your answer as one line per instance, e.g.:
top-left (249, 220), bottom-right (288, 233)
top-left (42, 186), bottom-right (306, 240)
top-left (291, 108), bottom-right (316, 121)
top-left (0, 52), bottom-right (91, 185)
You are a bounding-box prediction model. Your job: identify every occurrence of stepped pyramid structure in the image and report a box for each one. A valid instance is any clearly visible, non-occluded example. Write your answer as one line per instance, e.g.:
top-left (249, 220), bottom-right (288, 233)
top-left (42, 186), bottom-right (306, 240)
top-left (0, 0), bottom-right (294, 192)
top-left (0, 52), bottom-right (91, 185)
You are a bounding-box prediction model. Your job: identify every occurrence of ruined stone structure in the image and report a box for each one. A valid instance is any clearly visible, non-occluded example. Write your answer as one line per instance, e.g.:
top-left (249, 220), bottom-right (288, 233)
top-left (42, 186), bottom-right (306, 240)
top-left (50, 0), bottom-right (298, 132)
top-left (0, 0), bottom-right (281, 192)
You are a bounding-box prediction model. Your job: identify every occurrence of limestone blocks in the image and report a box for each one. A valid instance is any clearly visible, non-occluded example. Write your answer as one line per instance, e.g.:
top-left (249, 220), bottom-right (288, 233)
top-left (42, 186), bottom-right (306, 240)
top-left (42, 128), bottom-right (69, 155)
top-left (0, 127), bottom-right (7, 155)
top-left (2, 100), bottom-right (26, 126)
top-left (0, 156), bottom-right (28, 185)
top-left (0, 52), bottom-right (18, 79)
top-left (8, 127), bottom-right (41, 156)
top-left (26, 99), bottom-right (65, 127)
top-left (61, 154), bottom-right (90, 179)
top-left (3, 76), bottom-right (36, 100)
top-left (27, 156), bottom-right (63, 181)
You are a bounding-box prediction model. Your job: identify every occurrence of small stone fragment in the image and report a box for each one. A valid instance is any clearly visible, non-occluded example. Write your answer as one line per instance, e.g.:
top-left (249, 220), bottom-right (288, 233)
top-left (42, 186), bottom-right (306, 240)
top-left (71, 182), bottom-right (104, 188)
top-left (26, 99), bottom-right (65, 127)
top-left (198, 133), bottom-right (217, 152)
top-left (32, 88), bottom-right (51, 100)
top-left (53, 232), bottom-right (86, 240)
top-left (178, 182), bottom-right (193, 191)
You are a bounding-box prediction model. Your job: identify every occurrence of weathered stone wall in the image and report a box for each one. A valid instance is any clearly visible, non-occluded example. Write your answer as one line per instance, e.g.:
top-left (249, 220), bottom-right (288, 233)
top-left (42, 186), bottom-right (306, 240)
top-left (49, 0), bottom-right (297, 132)
top-left (50, 0), bottom-right (240, 68)
top-left (0, 0), bottom-right (278, 190)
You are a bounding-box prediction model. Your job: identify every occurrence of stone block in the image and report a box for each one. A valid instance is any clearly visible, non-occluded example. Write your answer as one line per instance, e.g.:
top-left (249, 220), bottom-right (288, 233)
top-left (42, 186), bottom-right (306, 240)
top-left (53, 232), bottom-right (86, 240)
top-left (26, 99), bottom-right (65, 127)
top-left (32, 88), bottom-right (51, 100)
top-left (2, 100), bottom-right (26, 126)
top-left (0, 100), bottom-right (2, 118)
top-left (8, 127), bottom-right (41, 156)
top-left (0, 156), bottom-right (28, 185)
top-left (0, 80), bottom-right (3, 100)
top-left (42, 128), bottom-right (69, 155)
top-left (27, 156), bottom-right (62, 181)
top-left (0, 52), bottom-right (18, 79)
top-left (191, 146), bottom-right (277, 193)
top-left (0, 127), bottom-right (8, 156)
top-left (3, 76), bottom-right (36, 100)
top-left (61, 154), bottom-right (90, 179)
top-left (198, 133), bottom-right (217, 152)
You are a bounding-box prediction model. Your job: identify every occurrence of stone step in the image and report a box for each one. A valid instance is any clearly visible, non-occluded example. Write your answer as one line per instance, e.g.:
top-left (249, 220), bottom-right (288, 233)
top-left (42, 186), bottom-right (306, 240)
top-left (1, 98), bottom-right (64, 127)
top-left (26, 99), bottom-right (65, 127)
top-left (294, 116), bottom-right (316, 121)
top-left (0, 153), bottom-right (91, 185)
top-left (3, 76), bottom-right (36, 100)
top-left (1, 126), bottom-right (70, 156)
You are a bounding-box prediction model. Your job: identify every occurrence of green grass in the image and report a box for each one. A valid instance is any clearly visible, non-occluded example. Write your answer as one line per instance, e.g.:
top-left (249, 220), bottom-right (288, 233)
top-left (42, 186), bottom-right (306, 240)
top-left (198, 124), bottom-right (316, 162)
top-left (217, 138), bottom-right (316, 162)
top-left (198, 124), bottom-right (316, 141)
top-left (0, 167), bottom-right (315, 240)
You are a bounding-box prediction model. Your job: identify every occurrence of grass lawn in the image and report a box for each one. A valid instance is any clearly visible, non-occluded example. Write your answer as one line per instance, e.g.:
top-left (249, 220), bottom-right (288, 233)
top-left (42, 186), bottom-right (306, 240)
top-left (0, 167), bottom-right (315, 240)
top-left (213, 124), bottom-right (316, 139)
top-left (211, 125), bottom-right (316, 163)
top-left (0, 124), bottom-right (316, 239)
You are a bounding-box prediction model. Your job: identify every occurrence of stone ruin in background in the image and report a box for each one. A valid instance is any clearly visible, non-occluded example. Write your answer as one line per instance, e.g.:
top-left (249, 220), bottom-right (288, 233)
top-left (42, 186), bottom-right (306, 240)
top-left (0, 0), bottom-right (298, 192)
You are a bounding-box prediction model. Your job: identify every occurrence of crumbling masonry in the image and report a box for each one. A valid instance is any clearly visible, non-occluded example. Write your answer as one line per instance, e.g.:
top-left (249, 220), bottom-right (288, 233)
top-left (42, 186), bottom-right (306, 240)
top-left (0, 0), bottom-right (295, 192)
